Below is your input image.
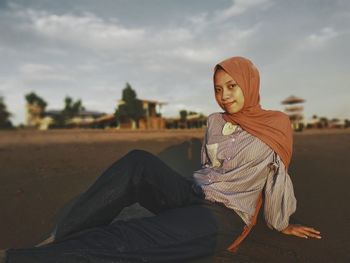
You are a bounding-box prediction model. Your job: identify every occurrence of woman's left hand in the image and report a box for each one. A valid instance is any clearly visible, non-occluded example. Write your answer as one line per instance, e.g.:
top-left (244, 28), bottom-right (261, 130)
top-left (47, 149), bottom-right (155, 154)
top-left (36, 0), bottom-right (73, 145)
top-left (281, 224), bottom-right (322, 239)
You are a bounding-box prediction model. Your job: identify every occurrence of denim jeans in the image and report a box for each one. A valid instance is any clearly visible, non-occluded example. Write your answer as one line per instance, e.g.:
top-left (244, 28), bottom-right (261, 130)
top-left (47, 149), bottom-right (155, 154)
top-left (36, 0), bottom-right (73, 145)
top-left (5, 149), bottom-right (244, 263)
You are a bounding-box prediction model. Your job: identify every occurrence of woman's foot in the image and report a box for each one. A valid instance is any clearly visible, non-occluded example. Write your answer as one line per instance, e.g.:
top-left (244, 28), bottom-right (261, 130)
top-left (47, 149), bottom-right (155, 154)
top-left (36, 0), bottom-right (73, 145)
top-left (35, 234), bottom-right (55, 247)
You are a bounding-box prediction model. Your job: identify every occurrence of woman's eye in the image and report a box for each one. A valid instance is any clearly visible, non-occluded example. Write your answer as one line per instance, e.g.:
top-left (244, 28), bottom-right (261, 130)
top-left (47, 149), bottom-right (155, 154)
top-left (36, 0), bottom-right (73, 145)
top-left (229, 84), bottom-right (236, 89)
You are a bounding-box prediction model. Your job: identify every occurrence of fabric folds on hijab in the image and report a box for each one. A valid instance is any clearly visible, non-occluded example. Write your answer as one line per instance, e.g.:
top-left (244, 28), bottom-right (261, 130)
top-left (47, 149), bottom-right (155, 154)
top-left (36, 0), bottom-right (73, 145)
top-left (214, 56), bottom-right (293, 170)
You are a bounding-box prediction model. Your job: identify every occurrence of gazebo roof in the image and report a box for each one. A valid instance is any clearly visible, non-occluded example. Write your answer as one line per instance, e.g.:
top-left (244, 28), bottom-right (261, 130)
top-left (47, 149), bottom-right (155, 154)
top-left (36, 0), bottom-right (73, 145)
top-left (281, 95), bottom-right (306, 105)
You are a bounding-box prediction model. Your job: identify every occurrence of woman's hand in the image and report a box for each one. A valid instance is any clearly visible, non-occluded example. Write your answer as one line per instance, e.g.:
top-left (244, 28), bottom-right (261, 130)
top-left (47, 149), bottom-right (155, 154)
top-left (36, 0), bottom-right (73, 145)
top-left (281, 224), bottom-right (322, 239)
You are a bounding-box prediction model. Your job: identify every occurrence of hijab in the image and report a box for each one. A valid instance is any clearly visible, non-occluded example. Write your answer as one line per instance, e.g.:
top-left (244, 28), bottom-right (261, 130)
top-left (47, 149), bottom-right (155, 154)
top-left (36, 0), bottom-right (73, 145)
top-left (213, 56), bottom-right (293, 170)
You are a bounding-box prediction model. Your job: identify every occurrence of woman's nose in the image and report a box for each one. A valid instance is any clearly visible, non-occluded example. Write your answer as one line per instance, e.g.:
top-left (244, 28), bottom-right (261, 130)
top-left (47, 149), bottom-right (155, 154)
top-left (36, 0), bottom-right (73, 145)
top-left (222, 88), bottom-right (231, 101)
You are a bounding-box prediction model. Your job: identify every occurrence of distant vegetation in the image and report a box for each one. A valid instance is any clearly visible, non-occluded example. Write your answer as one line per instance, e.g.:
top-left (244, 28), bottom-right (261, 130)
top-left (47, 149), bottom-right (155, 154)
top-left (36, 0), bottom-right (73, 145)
top-left (25, 91), bottom-right (87, 128)
top-left (25, 92), bottom-right (48, 113)
top-left (0, 96), bottom-right (13, 129)
top-left (53, 96), bottom-right (86, 127)
top-left (114, 82), bottom-right (145, 128)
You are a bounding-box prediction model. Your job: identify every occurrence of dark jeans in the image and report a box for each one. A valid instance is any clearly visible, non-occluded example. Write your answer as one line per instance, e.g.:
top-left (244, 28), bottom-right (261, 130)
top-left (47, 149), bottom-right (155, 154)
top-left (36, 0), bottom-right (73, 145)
top-left (5, 149), bottom-right (245, 262)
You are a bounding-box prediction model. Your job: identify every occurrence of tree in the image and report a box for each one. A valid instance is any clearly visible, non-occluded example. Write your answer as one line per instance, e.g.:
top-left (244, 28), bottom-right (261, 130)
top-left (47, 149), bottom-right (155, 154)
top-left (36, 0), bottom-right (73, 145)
top-left (345, 119), bottom-right (350, 128)
top-left (179, 110), bottom-right (188, 122)
top-left (178, 110), bottom-right (188, 129)
top-left (178, 110), bottom-right (204, 129)
top-left (188, 111), bottom-right (198, 116)
top-left (62, 96), bottom-right (85, 118)
top-left (25, 92), bottom-right (48, 124)
top-left (0, 96), bottom-right (13, 129)
top-left (53, 96), bottom-right (85, 127)
top-left (115, 83), bottom-right (145, 128)
top-left (25, 92), bottom-right (47, 110)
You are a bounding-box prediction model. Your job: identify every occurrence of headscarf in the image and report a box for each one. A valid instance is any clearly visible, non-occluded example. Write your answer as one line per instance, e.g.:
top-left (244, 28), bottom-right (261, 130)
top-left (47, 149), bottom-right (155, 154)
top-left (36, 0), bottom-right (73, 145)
top-left (213, 56), bottom-right (293, 170)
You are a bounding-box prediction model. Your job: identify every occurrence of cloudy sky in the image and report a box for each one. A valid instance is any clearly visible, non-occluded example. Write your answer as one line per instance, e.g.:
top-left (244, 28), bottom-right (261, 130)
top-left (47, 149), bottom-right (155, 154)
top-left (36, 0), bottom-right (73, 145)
top-left (0, 0), bottom-right (349, 125)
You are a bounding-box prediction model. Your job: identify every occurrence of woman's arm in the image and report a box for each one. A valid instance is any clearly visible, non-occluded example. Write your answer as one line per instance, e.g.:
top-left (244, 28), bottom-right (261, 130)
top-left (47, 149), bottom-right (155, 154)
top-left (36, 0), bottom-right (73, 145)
top-left (264, 153), bottom-right (322, 239)
top-left (264, 153), bottom-right (296, 231)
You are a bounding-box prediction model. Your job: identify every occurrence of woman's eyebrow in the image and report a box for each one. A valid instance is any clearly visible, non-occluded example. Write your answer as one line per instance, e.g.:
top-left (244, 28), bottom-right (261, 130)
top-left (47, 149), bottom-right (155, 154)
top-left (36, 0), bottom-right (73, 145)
top-left (214, 80), bottom-right (235, 88)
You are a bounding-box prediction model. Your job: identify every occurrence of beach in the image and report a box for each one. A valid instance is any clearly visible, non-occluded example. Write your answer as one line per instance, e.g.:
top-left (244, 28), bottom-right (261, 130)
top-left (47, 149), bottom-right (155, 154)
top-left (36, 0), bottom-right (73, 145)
top-left (0, 128), bottom-right (349, 262)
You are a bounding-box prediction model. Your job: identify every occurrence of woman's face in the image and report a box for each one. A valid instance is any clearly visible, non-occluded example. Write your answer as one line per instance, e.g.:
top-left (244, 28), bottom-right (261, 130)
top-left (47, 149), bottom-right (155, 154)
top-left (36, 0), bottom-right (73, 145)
top-left (214, 68), bottom-right (245, 114)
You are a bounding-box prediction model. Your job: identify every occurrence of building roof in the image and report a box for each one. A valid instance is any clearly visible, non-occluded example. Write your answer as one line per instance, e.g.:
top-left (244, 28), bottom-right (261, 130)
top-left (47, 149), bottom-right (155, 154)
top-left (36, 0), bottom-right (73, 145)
top-left (117, 99), bottom-right (168, 106)
top-left (281, 95), bottom-right (306, 105)
top-left (44, 110), bottom-right (62, 117)
top-left (77, 110), bottom-right (105, 117)
top-left (43, 109), bottom-right (105, 118)
top-left (95, 114), bottom-right (115, 122)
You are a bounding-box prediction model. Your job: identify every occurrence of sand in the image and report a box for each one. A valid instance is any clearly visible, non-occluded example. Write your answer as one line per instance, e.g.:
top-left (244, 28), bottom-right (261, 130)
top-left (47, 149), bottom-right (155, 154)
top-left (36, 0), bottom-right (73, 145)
top-left (0, 128), bottom-right (349, 262)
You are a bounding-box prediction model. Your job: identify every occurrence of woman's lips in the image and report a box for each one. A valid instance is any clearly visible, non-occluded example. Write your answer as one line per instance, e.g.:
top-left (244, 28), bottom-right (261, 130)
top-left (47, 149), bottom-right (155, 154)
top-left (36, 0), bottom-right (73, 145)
top-left (224, 101), bottom-right (236, 107)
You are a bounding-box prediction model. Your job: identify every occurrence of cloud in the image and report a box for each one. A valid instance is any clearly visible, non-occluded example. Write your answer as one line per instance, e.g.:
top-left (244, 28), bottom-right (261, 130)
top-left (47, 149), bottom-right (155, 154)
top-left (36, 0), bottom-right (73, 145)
top-left (187, 12), bottom-right (209, 26)
top-left (19, 63), bottom-right (73, 83)
top-left (12, 8), bottom-right (196, 54)
top-left (214, 0), bottom-right (271, 22)
top-left (19, 10), bottom-right (146, 51)
top-left (0, 0), bottom-right (8, 9)
top-left (1, 4), bottom-right (262, 125)
top-left (12, 5), bottom-right (258, 62)
top-left (302, 27), bottom-right (340, 49)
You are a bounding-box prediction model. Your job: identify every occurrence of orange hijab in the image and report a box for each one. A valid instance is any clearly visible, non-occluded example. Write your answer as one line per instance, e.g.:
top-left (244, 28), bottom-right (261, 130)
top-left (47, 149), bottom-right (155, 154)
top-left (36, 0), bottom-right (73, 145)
top-left (214, 56), bottom-right (293, 170)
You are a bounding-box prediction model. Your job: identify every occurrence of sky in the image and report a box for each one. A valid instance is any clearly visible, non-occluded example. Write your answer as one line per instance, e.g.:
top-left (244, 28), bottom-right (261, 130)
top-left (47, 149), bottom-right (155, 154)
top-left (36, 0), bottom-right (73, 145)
top-left (0, 0), bottom-right (349, 125)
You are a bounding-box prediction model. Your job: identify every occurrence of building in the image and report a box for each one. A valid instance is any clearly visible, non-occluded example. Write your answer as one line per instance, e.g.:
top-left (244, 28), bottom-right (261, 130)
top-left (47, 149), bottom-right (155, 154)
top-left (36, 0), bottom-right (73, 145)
top-left (26, 96), bottom-right (208, 130)
top-left (26, 104), bottom-right (107, 130)
top-left (165, 113), bottom-right (207, 129)
top-left (305, 116), bottom-right (349, 129)
top-left (281, 95), bottom-right (306, 131)
top-left (116, 99), bottom-right (167, 130)
top-left (25, 103), bottom-right (45, 128)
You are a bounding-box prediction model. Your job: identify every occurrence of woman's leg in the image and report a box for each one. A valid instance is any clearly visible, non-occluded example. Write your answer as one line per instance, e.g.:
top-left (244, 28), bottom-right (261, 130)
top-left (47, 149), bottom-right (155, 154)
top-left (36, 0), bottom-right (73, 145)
top-left (5, 201), bottom-right (245, 263)
top-left (53, 149), bottom-right (204, 241)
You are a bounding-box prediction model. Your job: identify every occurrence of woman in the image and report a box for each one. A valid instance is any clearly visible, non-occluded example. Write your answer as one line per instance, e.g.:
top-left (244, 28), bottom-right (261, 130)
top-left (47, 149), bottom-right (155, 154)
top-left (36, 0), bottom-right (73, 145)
top-left (2, 56), bottom-right (321, 262)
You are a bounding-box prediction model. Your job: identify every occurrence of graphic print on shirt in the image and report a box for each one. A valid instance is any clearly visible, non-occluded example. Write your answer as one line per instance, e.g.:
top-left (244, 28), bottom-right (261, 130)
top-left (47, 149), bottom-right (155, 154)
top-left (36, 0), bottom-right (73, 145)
top-left (205, 113), bottom-right (241, 172)
top-left (205, 143), bottom-right (221, 168)
top-left (222, 121), bottom-right (237, 135)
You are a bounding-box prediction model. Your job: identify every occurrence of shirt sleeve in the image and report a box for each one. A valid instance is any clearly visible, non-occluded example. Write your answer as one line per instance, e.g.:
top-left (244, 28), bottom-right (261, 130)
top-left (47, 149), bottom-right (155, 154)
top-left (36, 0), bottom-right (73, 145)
top-left (263, 152), bottom-right (297, 231)
top-left (200, 119), bottom-right (209, 168)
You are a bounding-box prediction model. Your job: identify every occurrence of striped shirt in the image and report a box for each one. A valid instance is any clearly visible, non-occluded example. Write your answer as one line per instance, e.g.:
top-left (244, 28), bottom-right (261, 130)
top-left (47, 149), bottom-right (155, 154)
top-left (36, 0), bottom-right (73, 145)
top-left (193, 112), bottom-right (297, 231)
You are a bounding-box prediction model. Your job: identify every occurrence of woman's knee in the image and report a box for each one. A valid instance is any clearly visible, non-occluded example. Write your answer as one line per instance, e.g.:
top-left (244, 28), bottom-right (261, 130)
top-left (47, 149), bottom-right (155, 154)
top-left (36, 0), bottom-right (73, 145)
top-left (126, 149), bottom-right (155, 161)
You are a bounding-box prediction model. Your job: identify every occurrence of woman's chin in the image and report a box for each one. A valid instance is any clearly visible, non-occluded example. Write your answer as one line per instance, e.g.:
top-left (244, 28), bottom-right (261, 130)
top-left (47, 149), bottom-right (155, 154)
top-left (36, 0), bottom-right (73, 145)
top-left (225, 108), bottom-right (237, 114)
top-left (220, 105), bottom-right (240, 114)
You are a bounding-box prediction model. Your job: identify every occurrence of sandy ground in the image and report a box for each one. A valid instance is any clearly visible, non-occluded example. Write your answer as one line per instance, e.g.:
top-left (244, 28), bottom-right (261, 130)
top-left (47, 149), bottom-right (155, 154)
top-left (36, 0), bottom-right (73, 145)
top-left (0, 128), bottom-right (349, 262)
